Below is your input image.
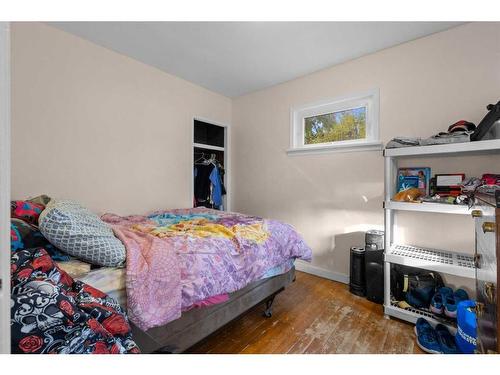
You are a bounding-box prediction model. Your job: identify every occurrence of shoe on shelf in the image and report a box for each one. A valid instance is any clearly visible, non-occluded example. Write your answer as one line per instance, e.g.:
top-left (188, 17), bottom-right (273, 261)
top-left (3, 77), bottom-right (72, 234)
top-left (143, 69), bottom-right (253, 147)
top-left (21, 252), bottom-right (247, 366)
top-left (430, 287), bottom-right (453, 315)
top-left (435, 324), bottom-right (459, 354)
top-left (414, 318), bottom-right (442, 354)
top-left (444, 289), bottom-right (469, 319)
top-left (430, 293), bottom-right (444, 315)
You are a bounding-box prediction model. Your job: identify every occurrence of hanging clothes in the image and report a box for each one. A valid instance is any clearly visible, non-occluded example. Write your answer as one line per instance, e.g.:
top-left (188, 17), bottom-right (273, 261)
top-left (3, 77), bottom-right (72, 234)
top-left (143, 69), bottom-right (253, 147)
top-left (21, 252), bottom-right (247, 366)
top-left (194, 164), bottom-right (214, 206)
top-left (216, 162), bottom-right (227, 196)
top-left (209, 166), bottom-right (223, 207)
top-left (193, 159), bottom-right (225, 210)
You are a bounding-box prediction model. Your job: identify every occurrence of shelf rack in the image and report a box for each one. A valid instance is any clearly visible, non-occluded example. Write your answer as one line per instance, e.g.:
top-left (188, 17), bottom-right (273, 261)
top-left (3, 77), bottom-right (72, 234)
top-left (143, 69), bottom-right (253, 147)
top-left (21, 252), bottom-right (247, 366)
top-left (386, 303), bottom-right (457, 334)
top-left (385, 201), bottom-right (474, 215)
top-left (386, 244), bottom-right (475, 278)
top-left (384, 138), bottom-right (500, 158)
top-left (383, 139), bottom-right (500, 327)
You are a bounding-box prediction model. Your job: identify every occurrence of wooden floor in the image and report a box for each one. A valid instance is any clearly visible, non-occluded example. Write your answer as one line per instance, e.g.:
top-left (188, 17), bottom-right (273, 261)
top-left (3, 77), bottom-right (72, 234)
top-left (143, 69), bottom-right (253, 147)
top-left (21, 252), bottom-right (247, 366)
top-left (188, 271), bottom-right (424, 354)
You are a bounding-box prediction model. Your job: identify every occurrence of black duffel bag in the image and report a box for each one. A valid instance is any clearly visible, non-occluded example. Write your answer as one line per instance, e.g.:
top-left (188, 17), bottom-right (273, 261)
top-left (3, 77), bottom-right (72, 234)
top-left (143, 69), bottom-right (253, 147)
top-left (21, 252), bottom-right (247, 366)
top-left (391, 265), bottom-right (444, 309)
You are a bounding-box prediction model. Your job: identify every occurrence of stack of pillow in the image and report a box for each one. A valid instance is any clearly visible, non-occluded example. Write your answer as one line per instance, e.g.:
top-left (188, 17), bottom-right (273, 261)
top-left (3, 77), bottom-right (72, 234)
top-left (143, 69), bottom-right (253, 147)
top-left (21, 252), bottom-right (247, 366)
top-left (10, 197), bottom-right (71, 261)
top-left (11, 196), bottom-right (126, 271)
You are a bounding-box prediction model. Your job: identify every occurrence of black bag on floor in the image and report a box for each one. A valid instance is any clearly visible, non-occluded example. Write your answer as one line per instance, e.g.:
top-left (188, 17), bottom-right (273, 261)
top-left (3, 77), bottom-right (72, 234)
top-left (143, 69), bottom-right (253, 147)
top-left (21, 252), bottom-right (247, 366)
top-left (391, 265), bottom-right (444, 309)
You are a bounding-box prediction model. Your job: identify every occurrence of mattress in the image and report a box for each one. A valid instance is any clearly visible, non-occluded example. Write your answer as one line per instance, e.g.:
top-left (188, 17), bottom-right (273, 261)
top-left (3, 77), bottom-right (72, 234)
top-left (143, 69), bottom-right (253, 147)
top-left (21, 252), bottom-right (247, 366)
top-left (56, 258), bottom-right (91, 278)
top-left (78, 266), bottom-right (127, 308)
top-left (65, 258), bottom-right (295, 313)
top-left (56, 258), bottom-right (126, 308)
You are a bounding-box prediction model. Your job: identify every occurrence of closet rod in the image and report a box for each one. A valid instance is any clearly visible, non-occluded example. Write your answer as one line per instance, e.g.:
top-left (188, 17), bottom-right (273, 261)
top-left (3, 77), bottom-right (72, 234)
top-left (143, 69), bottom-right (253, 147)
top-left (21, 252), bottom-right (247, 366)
top-left (193, 142), bottom-right (225, 152)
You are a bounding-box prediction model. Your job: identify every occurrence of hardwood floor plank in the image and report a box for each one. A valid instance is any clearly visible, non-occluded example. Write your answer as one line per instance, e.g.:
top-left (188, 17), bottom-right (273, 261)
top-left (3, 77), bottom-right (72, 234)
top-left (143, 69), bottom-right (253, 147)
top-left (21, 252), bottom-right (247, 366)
top-left (350, 310), bottom-right (391, 353)
top-left (187, 271), bottom-right (424, 354)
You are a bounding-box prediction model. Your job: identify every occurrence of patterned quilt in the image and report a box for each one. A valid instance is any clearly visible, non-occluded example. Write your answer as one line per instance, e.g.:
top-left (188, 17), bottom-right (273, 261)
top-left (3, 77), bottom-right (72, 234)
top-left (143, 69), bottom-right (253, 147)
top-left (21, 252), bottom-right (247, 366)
top-left (11, 247), bottom-right (140, 354)
top-left (102, 208), bottom-right (312, 331)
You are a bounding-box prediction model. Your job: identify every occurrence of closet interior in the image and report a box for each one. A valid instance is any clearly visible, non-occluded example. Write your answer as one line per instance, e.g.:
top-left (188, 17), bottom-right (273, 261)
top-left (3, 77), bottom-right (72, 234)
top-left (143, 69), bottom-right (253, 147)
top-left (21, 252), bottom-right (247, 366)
top-left (193, 119), bottom-right (227, 210)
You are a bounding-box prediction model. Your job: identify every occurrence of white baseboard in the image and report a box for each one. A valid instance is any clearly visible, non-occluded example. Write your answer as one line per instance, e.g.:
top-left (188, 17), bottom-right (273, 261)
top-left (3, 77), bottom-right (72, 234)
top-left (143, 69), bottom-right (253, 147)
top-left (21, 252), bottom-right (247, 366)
top-left (295, 261), bottom-right (349, 284)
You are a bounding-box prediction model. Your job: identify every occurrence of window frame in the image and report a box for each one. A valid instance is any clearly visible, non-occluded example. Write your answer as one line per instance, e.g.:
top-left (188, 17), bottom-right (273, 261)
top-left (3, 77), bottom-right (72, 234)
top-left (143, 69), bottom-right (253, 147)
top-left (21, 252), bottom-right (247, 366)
top-left (288, 89), bottom-right (382, 155)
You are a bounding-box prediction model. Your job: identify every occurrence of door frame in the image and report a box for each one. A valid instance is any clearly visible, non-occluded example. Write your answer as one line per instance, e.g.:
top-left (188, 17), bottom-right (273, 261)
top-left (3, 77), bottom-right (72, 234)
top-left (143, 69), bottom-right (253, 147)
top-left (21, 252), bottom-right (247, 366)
top-left (0, 21), bottom-right (11, 354)
top-left (191, 116), bottom-right (231, 212)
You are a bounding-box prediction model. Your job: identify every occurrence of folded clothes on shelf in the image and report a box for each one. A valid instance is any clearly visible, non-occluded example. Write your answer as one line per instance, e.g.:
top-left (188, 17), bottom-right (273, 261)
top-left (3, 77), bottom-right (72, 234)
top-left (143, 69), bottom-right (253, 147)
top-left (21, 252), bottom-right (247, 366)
top-left (386, 120), bottom-right (476, 149)
top-left (386, 137), bottom-right (421, 148)
top-left (420, 130), bottom-right (472, 146)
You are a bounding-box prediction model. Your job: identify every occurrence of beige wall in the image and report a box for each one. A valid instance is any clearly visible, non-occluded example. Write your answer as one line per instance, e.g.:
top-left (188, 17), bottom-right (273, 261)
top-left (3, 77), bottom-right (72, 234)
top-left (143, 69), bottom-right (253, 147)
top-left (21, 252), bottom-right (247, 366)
top-left (11, 22), bottom-right (231, 215)
top-left (232, 22), bottom-right (500, 284)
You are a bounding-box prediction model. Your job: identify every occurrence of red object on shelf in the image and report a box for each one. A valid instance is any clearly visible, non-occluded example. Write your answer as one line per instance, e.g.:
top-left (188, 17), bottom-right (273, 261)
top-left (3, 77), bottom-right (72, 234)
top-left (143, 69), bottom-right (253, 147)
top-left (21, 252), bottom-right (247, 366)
top-left (482, 174), bottom-right (500, 186)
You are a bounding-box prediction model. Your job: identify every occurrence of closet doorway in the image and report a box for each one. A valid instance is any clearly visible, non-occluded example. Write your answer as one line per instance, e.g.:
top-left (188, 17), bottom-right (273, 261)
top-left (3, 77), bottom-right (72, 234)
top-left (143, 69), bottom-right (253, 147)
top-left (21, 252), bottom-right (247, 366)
top-left (192, 118), bottom-right (230, 211)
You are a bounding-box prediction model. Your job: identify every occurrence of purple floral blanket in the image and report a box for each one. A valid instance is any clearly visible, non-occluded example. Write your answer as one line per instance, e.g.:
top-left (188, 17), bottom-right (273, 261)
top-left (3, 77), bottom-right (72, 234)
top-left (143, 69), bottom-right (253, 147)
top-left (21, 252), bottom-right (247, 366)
top-left (102, 208), bottom-right (312, 331)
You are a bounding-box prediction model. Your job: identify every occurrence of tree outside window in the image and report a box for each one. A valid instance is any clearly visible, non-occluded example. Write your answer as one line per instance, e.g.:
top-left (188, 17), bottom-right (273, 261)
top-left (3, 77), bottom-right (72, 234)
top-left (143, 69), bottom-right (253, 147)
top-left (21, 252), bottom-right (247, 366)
top-left (304, 107), bottom-right (366, 145)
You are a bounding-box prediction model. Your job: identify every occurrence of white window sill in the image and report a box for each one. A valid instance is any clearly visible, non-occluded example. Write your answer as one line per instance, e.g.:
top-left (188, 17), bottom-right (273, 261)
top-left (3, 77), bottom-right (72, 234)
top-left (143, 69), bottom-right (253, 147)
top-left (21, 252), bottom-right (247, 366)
top-left (286, 141), bottom-right (383, 156)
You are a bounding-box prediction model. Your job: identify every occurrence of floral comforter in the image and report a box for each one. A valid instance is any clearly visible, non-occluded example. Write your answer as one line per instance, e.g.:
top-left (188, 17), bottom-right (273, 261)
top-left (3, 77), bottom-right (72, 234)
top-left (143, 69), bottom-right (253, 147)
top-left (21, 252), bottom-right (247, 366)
top-left (10, 247), bottom-right (140, 354)
top-left (102, 208), bottom-right (312, 331)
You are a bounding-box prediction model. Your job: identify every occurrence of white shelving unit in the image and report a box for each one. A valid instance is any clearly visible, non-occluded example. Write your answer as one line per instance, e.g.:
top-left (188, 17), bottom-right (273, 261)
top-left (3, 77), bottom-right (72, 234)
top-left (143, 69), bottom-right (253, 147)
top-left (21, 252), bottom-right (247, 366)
top-left (383, 140), bottom-right (500, 327)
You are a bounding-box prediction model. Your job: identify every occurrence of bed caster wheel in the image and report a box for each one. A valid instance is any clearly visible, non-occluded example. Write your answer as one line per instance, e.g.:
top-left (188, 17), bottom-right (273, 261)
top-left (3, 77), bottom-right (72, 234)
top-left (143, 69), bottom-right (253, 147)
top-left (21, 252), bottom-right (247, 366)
top-left (262, 296), bottom-right (275, 318)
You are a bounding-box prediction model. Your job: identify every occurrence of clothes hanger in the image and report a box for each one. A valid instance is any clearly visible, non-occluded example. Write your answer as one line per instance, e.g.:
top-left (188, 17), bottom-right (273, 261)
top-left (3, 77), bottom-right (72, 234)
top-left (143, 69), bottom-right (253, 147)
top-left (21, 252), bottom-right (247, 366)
top-left (194, 152), bottom-right (208, 164)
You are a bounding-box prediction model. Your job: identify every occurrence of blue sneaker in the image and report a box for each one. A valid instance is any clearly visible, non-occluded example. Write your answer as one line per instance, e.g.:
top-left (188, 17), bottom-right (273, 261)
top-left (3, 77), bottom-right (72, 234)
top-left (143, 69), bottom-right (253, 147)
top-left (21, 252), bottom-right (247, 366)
top-left (435, 324), bottom-right (458, 354)
top-left (415, 318), bottom-right (442, 354)
top-left (430, 287), bottom-right (453, 315)
top-left (444, 289), bottom-right (469, 319)
top-left (430, 293), bottom-right (444, 315)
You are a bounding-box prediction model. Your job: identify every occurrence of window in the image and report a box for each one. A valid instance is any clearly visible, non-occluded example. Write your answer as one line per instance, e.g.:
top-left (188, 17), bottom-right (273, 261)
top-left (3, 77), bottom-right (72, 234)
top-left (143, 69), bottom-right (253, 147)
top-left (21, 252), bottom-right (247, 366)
top-left (288, 89), bottom-right (381, 155)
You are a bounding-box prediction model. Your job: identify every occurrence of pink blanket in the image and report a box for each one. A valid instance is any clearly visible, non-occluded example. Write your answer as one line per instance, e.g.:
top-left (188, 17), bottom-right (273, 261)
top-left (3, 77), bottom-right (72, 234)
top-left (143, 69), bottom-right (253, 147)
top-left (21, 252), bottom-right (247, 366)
top-left (102, 208), bottom-right (312, 331)
top-left (102, 214), bottom-right (182, 330)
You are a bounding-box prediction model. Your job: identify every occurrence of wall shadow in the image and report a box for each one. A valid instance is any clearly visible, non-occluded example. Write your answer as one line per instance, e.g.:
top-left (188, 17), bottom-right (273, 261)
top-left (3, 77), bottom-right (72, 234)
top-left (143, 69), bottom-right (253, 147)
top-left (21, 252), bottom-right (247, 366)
top-left (313, 231), bottom-right (366, 277)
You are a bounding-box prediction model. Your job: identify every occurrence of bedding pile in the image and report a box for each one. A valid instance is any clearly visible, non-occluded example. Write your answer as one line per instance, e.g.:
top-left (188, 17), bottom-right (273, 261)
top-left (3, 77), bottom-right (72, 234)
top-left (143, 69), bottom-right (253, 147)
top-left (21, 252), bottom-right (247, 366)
top-left (9, 197), bottom-right (139, 354)
top-left (10, 247), bottom-right (140, 354)
top-left (102, 208), bottom-right (312, 331)
top-left (11, 200), bottom-right (70, 261)
top-left (10, 195), bottom-right (312, 345)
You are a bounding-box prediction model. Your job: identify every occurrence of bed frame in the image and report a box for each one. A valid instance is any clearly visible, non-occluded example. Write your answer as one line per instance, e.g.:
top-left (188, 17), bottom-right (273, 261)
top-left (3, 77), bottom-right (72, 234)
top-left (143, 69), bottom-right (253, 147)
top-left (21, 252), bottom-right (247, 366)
top-left (130, 267), bottom-right (296, 353)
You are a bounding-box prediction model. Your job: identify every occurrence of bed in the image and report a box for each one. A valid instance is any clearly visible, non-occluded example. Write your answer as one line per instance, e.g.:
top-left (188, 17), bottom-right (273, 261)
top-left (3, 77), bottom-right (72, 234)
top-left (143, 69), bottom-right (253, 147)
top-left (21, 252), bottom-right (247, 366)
top-left (67, 261), bottom-right (296, 352)
top-left (59, 207), bottom-right (312, 353)
top-left (132, 267), bottom-right (296, 353)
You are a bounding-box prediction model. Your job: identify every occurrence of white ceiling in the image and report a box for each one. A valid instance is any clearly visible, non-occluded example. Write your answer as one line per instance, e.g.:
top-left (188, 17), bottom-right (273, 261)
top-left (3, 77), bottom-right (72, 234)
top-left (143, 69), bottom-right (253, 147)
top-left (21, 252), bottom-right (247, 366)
top-left (49, 22), bottom-right (463, 97)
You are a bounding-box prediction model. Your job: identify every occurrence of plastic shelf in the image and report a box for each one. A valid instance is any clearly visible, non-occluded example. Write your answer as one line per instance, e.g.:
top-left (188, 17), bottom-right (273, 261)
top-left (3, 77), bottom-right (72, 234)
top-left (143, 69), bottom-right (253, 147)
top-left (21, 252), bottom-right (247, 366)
top-left (385, 303), bottom-right (457, 333)
top-left (385, 244), bottom-right (475, 278)
top-left (383, 139), bottom-right (500, 158)
top-left (384, 201), bottom-right (474, 215)
top-left (384, 201), bottom-right (495, 216)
